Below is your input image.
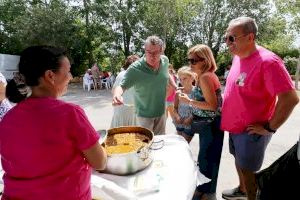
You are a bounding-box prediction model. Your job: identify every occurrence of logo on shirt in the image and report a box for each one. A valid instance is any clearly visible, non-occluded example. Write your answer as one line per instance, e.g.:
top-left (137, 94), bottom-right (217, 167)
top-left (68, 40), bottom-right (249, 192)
top-left (236, 72), bottom-right (247, 86)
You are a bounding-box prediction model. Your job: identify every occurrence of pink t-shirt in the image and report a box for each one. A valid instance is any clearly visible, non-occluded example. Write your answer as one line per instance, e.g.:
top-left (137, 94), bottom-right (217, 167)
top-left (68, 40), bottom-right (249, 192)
top-left (0, 97), bottom-right (100, 200)
top-left (166, 74), bottom-right (176, 103)
top-left (221, 46), bottom-right (294, 133)
top-left (166, 89), bottom-right (176, 102)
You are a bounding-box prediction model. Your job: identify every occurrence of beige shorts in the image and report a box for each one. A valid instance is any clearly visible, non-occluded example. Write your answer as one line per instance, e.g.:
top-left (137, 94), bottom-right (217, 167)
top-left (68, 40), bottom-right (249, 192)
top-left (137, 115), bottom-right (166, 135)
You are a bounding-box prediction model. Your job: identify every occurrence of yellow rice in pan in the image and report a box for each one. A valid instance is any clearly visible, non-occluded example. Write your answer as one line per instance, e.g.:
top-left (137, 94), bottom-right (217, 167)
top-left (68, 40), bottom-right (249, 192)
top-left (105, 133), bottom-right (149, 154)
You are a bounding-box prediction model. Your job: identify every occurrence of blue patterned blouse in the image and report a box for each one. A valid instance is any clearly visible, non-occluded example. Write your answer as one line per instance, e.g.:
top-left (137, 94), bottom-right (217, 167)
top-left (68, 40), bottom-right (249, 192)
top-left (0, 99), bottom-right (12, 121)
top-left (191, 86), bottom-right (222, 118)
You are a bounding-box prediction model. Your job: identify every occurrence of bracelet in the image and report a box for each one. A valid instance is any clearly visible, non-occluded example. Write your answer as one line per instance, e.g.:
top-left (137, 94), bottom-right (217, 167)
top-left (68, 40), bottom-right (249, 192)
top-left (263, 122), bottom-right (276, 134)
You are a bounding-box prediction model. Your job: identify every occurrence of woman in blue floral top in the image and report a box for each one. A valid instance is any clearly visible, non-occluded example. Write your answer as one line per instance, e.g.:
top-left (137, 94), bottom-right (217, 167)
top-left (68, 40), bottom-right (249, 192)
top-left (179, 44), bottom-right (224, 200)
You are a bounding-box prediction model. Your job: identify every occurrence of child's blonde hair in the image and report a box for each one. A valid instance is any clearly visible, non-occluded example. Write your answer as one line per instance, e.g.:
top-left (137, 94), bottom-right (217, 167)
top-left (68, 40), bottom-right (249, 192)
top-left (177, 66), bottom-right (195, 80)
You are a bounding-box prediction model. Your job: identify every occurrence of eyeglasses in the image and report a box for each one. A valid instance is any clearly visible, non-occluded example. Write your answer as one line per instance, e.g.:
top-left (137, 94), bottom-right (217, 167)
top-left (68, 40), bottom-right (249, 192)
top-left (145, 50), bottom-right (161, 56)
top-left (187, 57), bottom-right (205, 65)
top-left (223, 34), bottom-right (247, 43)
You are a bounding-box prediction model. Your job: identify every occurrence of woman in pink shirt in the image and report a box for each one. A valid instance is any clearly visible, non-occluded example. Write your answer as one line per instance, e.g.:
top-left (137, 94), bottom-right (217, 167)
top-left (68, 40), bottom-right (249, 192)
top-left (0, 46), bottom-right (107, 200)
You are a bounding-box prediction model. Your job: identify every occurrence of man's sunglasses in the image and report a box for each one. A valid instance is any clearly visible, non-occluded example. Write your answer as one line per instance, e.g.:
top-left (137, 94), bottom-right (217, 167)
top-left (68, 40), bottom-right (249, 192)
top-left (187, 57), bottom-right (205, 65)
top-left (223, 34), bottom-right (247, 43)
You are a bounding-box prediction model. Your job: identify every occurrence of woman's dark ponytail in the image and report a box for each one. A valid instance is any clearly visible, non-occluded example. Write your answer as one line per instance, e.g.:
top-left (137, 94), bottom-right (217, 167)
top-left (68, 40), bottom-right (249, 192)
top-left (6, 73), bottom-right (30, 103)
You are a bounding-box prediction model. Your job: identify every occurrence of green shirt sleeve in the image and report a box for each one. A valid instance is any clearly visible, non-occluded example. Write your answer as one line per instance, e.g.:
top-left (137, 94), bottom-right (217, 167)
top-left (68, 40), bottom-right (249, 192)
top-left (119, 61), bottom-right (141, 90)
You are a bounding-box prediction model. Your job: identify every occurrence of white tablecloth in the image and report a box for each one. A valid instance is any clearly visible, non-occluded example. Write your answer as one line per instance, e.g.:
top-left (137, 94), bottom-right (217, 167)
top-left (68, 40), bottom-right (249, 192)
top-left (0, 135), bottom-right (210, 200)
top-left (91, 135), bottom-right (210, 200)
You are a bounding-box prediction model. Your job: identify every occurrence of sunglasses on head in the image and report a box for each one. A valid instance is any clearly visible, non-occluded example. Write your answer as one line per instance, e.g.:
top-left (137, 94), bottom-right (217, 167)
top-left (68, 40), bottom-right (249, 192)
top-left (187, 57), bottom-right (205, 65)
top-left (223, 34), bottom-right (248, 43)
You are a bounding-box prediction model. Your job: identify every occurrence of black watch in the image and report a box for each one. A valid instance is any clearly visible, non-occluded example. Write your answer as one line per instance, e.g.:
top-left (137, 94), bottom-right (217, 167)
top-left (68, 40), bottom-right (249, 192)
top-left (264, 122), bottom-right (276, 134)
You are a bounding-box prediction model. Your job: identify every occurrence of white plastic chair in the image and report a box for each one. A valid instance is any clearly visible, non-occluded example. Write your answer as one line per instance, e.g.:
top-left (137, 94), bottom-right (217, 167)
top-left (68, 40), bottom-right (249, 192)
top-left (83, 75), bottom-right (95, 91)
top-left (100, 78), bottom-right (110, 90)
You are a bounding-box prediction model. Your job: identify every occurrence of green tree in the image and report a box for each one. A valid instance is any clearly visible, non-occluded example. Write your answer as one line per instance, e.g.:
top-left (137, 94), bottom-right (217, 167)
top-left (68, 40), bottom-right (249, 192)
top-left (273, 0), bottom-right (300, 88)
top-left (258, 15), bottom-right (295, 57)
top-left (189, 0), bottom-right (272, 56)
top-left (1, 0), bottom-right (299, 78)
top-left (141, 0), bottom-right (199, 67)
top-left (0, 0), bottom-right (28, 54)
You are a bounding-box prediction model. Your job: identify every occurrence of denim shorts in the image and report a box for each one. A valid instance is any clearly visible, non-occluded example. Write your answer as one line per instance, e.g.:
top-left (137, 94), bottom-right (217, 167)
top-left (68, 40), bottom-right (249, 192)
top-left (229, 132), bottom-right (272, 172)
top-left (176, 126), bottom-right (193, 136)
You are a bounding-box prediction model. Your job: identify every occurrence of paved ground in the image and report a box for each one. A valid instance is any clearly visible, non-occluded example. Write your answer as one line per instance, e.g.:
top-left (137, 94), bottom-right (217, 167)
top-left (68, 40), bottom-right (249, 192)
top-left (61, 83), bottom-right (300, 200)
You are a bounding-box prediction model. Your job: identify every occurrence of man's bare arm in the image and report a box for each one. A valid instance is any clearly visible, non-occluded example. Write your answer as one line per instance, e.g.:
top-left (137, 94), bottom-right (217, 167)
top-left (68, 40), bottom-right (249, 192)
top-left (269, 89), bottom-right (299, 130)
top-left (112, 85), bottom-right (125, 105)
top-left (247, 89), bottom-right (299, 135)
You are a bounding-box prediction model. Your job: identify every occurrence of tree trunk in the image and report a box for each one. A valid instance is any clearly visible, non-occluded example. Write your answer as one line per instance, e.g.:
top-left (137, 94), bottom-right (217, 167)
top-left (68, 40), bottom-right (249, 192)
top-left (83, 0), bottom-right (93, 67)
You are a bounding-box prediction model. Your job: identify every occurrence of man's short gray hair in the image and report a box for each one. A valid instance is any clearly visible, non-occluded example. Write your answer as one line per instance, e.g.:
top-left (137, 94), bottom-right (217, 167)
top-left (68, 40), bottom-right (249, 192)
top-left (229, 16), bottom-right (258, 38)
top-left (144, 35), bottom-right (165, 50)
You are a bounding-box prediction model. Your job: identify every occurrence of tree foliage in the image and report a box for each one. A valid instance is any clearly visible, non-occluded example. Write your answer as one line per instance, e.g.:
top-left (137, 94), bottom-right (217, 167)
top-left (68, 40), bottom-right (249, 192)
top-left (0, 0), bottom-right (299, 75)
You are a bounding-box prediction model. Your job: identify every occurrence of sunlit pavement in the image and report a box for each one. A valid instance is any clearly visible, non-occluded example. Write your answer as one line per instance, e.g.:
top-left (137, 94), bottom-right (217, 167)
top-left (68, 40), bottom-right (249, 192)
top-left (62, 83), bottom-right (300, 200)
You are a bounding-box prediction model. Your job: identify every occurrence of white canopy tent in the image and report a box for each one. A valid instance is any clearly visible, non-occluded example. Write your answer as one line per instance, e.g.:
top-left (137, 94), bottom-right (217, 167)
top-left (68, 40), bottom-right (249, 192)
top-left (0, 54), bottom-right (20, 79)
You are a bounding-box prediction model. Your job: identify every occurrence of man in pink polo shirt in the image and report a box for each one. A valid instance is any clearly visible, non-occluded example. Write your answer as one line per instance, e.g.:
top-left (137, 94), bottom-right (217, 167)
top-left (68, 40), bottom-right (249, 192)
top-left (221, 17), bottom-right (299, 200)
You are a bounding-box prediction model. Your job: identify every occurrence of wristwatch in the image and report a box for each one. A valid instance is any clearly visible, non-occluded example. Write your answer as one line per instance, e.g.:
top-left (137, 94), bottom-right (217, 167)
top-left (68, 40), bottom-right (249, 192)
top-left (263, 122), bottom-right (276, 134)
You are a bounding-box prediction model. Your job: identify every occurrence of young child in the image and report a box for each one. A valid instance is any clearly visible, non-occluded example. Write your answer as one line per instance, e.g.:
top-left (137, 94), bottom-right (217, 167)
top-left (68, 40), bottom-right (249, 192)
top-left (166, 64), bottom-right (177, 118)
top-left (172, 66), bottom-right (195, 143)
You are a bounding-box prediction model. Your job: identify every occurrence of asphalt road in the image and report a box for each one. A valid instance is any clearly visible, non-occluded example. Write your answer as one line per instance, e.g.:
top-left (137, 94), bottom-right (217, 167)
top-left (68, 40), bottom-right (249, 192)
top-left (62, 83), bottom-right (300, 200)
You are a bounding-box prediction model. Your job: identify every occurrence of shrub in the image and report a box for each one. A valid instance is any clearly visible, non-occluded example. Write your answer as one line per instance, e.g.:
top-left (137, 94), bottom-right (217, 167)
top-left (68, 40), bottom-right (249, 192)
top-left (283, 56), bottom-right (298, 75)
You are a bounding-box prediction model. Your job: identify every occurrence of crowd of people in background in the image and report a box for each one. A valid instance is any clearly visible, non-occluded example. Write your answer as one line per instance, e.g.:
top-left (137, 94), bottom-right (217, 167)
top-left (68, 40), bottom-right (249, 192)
top-left (0, 16), bottom-right (299, 200)
top-left (83, 63), bottom-right (115, 91)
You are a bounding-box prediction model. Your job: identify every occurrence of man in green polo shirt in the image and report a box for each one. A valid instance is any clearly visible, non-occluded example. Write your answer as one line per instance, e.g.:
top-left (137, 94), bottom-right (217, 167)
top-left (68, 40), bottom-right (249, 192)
top-left (112, 35), bottom-right (173, 134)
